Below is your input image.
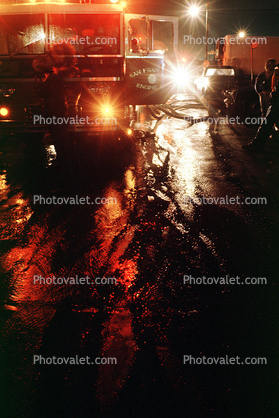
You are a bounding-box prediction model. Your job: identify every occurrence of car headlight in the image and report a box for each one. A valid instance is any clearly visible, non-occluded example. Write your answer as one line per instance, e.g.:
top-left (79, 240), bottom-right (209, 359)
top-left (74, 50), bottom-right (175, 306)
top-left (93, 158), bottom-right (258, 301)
top-left (171, 68), bottom-right (190, 87)
top-left (0, 107), bottom-right (9, 117)
top-left (201, 78), bottom-right (209, 88)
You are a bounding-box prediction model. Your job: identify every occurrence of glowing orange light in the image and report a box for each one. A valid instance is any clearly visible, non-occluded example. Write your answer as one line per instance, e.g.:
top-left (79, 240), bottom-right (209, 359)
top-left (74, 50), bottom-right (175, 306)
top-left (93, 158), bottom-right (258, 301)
top-left (101, 105), bottom-right (113, 117)
top-left (0, 108), bottom-right (8, 117)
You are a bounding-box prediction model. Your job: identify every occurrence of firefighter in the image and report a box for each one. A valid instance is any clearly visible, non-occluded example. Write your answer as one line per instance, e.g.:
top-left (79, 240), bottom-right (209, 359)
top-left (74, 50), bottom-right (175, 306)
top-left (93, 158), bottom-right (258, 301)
top-left (33, 42), bottom-right (79, 168)
top-left (255, 58), bottom-right (276, 118)
top-left (130, 37), bottom-right (142, 53)
top-left (242, 65), bottom-right (279, 152)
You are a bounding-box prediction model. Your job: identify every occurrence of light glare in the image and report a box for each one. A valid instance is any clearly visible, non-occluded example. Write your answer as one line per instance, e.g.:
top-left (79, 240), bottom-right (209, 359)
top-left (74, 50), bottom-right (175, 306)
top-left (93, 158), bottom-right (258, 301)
top-left (0, 108), bottom-right (8, 117)
top-left (101, 105), bottom-right (113, 117)
top-left (174, 69), bottom-right (190, 86)
top-left (188, 5), bottom-right (201, 17)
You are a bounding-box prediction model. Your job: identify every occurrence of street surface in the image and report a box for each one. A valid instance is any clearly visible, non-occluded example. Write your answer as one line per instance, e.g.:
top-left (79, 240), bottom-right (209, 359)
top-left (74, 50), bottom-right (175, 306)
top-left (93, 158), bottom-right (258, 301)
top-left (0, 92), bottom-right (278, 417)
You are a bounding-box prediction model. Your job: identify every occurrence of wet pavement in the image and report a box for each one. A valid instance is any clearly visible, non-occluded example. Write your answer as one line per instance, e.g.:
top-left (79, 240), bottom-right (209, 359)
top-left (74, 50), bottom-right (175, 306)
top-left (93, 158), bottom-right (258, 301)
top-left (0, 93), bottom-right (278, 417)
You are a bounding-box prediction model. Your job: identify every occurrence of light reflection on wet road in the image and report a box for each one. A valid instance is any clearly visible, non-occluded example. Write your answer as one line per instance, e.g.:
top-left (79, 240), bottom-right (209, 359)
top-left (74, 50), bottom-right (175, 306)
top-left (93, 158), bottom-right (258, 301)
top-left (0, 93), bottom-right (278, 417)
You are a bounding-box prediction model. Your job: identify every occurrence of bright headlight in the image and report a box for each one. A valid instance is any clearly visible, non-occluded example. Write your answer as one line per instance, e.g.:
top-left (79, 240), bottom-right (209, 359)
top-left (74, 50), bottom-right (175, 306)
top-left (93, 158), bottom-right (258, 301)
top-left (100, 105), bottom-right (114, 117)
top-left (201, 78), bottom-right (209, 88)
top-left (0, 107), bottom-right (9, 117)
top-left (171, 68), bottom-right (190, 86)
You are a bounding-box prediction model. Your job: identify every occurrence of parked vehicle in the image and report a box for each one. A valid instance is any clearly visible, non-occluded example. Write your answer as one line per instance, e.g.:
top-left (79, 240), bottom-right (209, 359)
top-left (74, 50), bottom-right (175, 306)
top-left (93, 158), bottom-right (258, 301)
top-left (215, 35), bottom-right (279, 117)
top-left (194, 65), bottom-right (236, 111)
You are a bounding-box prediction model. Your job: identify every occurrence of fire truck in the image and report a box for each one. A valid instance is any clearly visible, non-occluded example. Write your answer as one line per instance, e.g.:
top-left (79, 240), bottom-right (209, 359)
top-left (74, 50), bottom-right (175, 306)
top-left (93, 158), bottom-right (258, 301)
top-left (0, 0), bottom-right (178, 142)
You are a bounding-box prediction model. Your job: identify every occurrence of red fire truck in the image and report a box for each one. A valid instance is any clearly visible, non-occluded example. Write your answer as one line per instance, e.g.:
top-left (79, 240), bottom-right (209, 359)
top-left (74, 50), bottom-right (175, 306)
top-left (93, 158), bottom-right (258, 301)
top-left (0, 0), bottom-right (178, 141)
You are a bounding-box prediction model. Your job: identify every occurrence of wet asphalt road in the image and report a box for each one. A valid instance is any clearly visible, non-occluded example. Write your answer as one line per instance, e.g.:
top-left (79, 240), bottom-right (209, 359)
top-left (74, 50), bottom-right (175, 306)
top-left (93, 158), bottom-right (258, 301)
top-left (0, 93), bottom-right (278, 417)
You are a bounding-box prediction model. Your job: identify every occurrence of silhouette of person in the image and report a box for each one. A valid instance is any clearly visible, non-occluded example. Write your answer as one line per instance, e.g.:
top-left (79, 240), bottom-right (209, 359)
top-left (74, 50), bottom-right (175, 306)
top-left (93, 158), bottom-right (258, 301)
top-left (243, 65), bottom-right (279, 152)
top-left (255, 58), bottom-right (276, 118)
top-left (33, 42), bottom-right (79, 167)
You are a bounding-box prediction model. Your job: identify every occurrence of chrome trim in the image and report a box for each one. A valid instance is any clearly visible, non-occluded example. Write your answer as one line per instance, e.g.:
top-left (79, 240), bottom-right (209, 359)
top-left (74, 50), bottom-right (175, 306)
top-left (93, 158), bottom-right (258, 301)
top-left (125, 54), bottom-right (165, 58)
top-left (0, 4), bottom-right (124, 14)
top-left (65, 77), bottom-right (123, 82)
top-left (0, 79), bottom-right (36, 82)
top-left (74, 55), bottom-right (123, 58)
top-left (0, 77), bottom-right (124, 82)
top-left (0, 55), bottom-right (45, 59)
top-left (0, 54), bottom-right (123, 58)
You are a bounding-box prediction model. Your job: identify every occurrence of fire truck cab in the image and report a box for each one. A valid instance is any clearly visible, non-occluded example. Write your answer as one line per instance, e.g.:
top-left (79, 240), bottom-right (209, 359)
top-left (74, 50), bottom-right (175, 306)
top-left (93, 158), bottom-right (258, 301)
top-left (0, 0), bottom-right (178, 139)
